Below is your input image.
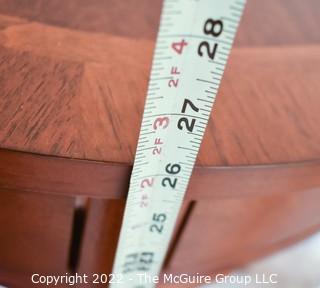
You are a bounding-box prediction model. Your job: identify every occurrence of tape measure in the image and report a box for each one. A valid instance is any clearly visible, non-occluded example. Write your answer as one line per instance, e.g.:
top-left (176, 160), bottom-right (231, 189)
top-left (111, 0), bottom-right (246, 287)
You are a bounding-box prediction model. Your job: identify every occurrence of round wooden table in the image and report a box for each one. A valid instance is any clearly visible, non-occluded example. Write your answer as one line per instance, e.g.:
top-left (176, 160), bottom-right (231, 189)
top-left (0, 0), bottom-right (320, 287)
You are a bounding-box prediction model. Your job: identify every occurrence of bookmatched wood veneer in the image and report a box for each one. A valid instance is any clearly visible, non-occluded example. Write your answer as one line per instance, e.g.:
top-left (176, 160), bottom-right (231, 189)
top-left (0, 0), bottom-right (320, 287)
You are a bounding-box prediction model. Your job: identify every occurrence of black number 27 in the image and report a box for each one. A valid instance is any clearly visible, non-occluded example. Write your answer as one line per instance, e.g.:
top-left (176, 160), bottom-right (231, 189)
top-left (177, 99), bottom-right (199, 132)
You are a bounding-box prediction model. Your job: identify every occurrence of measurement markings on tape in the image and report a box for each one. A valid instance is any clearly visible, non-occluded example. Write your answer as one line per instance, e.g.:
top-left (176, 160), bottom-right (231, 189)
top-left (111, 0), bottom-right (246, 287)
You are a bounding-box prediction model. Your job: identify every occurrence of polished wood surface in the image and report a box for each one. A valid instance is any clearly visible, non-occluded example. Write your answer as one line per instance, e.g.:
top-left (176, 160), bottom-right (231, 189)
top-left (1, 149), bottom-right (320, 200)
top-left (167, 189), bottom-right (320, 274)
top-left (0, 189), bottom-right (74, 287)
top-left (78, 199), bottom-right (124, 281)
top-left (0, 0), bottom-right (319, 165)
top-left (0, 0), bottom-right (320, 287)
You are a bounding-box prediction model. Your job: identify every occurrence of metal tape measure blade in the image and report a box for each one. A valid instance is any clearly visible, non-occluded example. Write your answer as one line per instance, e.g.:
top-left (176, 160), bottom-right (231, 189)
top-left (111, 0), bottom-right (246, 287)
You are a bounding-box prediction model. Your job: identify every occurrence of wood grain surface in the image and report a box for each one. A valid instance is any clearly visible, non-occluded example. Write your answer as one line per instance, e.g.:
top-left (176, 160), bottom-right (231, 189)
top-left (166, 188), bottom-right (320, 275)
top-left (0, 1), bottom-right (320, 287)
top-left (0, 189), bottom-right (74, 287)
top-left (0, 0), bottom-right (319, 166)
top-left (1, 148), bottom-right (320, 200)
top-left (78, 199), bottom-right (125, 282)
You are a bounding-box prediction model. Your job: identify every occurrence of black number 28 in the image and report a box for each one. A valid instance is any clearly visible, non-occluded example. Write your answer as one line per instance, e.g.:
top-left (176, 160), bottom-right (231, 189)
top-left (197, 19), bottom-right (223, 60)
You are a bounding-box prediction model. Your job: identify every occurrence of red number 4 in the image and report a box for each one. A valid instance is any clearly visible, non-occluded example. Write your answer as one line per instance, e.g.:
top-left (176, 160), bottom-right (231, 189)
top-left (171, 39), bottom-right (188, 54)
